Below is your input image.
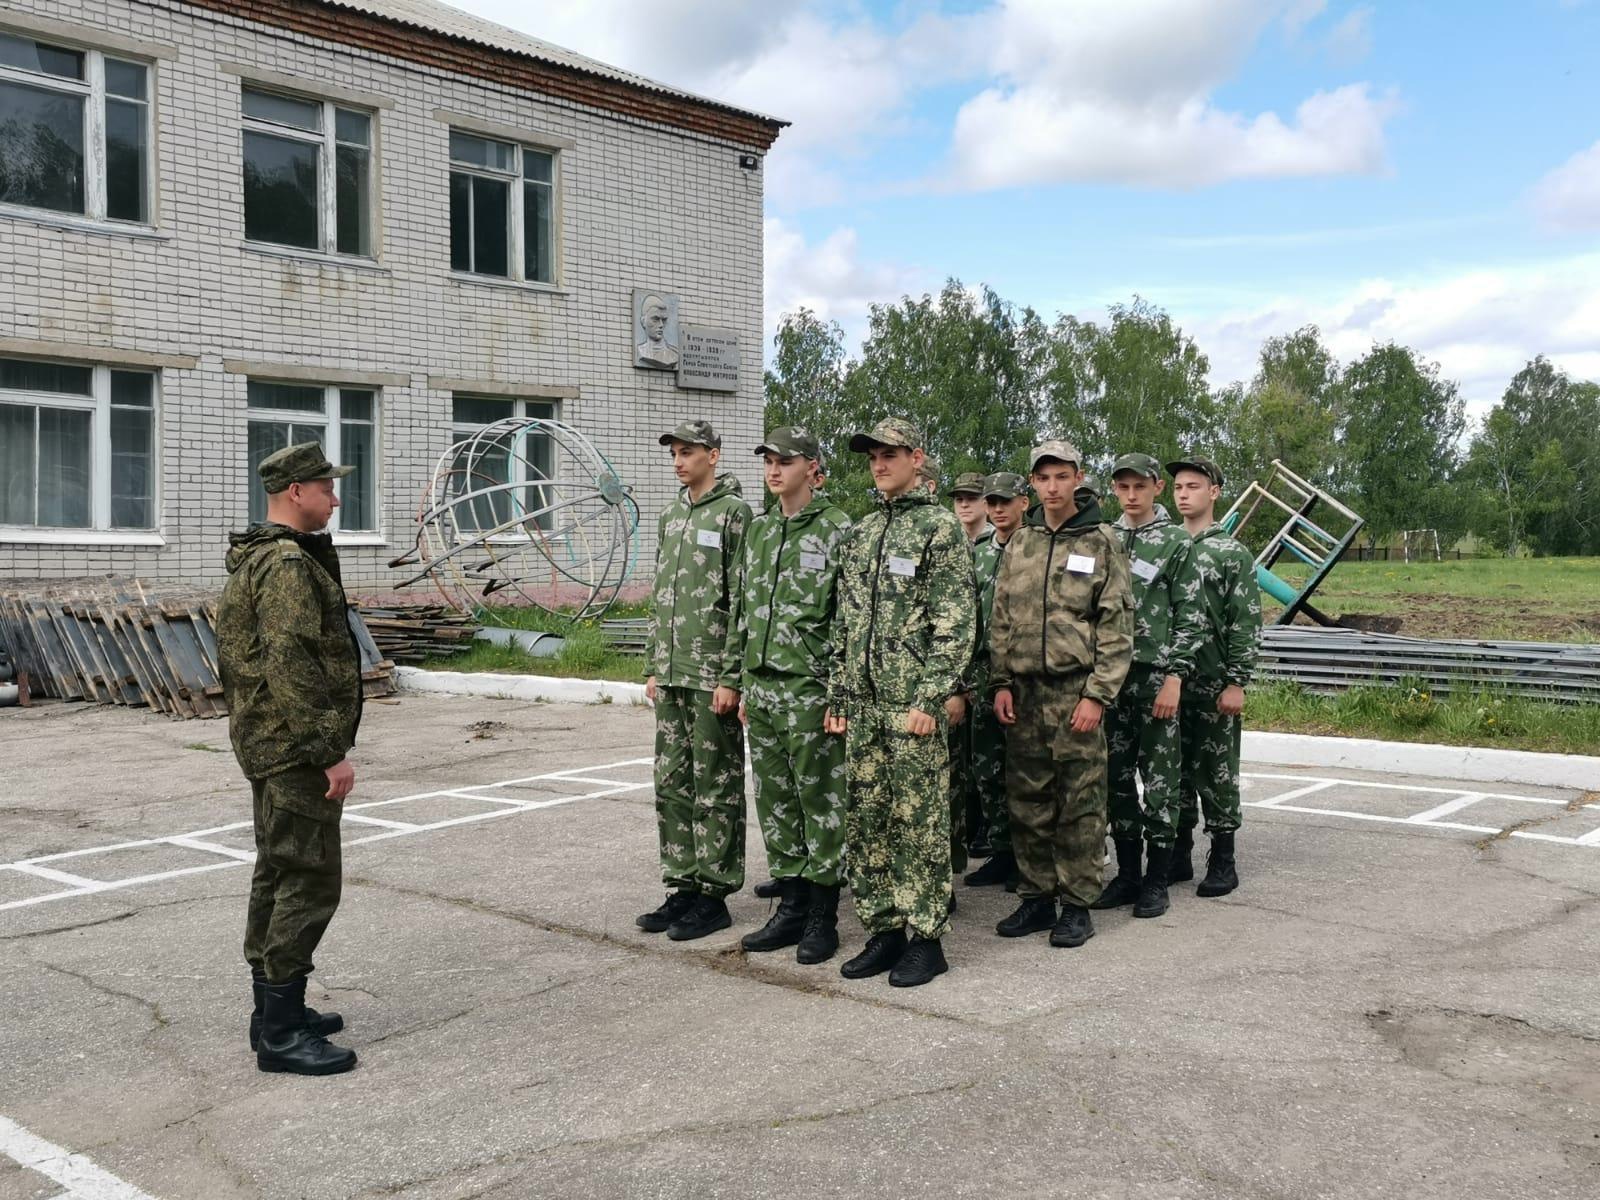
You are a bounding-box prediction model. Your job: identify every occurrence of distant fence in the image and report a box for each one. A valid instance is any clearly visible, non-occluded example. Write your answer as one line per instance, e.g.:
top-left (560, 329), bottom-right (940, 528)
top-left (1333, 547), bottom-right (1489, 563)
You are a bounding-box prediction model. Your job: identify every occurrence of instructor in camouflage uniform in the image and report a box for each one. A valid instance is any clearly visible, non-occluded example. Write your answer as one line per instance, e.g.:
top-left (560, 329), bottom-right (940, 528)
top-left (733, 426), bottom-right (853, 964)
top-left (989, 441), bottom-right (1134, 949)
top-left (1168, 456), bottom-right (1262, 897)
top-left (218, 442), bottom-right (361, 1076)
top-left (826, 418), bottom-right (976, 987)
top-left (639, 420), bottom-right (752, 941)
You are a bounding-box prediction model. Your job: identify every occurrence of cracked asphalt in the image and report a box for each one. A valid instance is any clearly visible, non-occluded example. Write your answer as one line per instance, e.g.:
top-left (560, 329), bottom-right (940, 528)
top-left (3, 694), bottom-right (1598, 1200)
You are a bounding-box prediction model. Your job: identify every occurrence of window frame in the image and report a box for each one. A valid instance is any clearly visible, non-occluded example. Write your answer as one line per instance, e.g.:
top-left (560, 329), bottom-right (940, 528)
top-left (0, 28), bottom-right (154, 226)
top-left (240, 84), bottom-right (375, 259)
top-left (245, 381), bottom-right (382, 538)
top-left (0, 361), bottom-right (160, 534)
top-left (447, 129), bottom-right (559, 286)
top-left (449, 395), bottom-right (560, 540)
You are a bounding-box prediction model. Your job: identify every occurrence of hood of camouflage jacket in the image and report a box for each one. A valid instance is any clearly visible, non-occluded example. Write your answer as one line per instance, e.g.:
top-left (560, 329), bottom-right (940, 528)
top-left (1025, 495), bottom-right (1107, 533)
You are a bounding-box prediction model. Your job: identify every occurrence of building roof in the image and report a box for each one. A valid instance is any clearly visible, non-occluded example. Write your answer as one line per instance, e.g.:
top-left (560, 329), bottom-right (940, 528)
top-left (327, 0), bottom-right (786, 129)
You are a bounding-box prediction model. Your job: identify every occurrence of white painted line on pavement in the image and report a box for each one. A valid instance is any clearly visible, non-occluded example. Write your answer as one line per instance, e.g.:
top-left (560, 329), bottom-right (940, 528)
top-left (338, 814), bottom-right (421, 831)
top-left (1250, 780), bottom-right (1339, 808)
top-left (7, 863), bottom-right (100, 889)
top-left (1406, 794), bottom-right (1486, 824)
top-left (0, 1113), bottom-right (160, 1200)
top-left (164, 837), bottom-right (257, 863)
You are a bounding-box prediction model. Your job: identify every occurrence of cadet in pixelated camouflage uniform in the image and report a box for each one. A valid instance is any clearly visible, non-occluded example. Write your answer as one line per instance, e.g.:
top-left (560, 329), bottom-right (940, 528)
top-left (639, 420), bottom-right (753, 941)
top-left (989, 441), bottom-right (1134, 950)
top-left (1097, 452), bottom-right (1208, 920)
top-left (218, 442), bottom-right (361, 1076)
top-left (1168, 455), bottom-right (1263, 897)
top-left (945, 470), bottom-right (993, 875)
top-left (730, 426), bottom-right (853, 965)
top-left (827, 418), bottom-right (976, 988)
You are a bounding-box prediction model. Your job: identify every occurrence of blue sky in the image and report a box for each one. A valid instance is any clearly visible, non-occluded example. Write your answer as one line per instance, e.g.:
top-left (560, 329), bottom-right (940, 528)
top-left (457, 1), bottom-right (1600, 414)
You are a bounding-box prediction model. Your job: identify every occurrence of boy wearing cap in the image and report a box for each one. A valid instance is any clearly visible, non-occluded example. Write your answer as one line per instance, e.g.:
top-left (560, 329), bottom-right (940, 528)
top-left (1097, 453), bottom-right (1207, 919)
top-left (639, 420), bottom-right (753, 940)
top-left (217, 442), bottom-right (362, 1076)
top-left (945, 470), bottom-right (994, 873)
top-left (1168, 456), bottom-right (1262, 896)
top-left (731, 426), bottom-right (854, 964)
top-left (989, 441), bottom-right (1134, 948)
top-left (963, 471), bottom-right (1030, 890)
top-left (824, 418), bottom-right (977, 987)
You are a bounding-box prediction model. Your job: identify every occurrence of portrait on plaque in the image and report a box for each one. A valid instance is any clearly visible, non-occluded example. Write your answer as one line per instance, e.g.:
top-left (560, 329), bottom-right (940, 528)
top-left (633, 290), bottom-right (681, 369)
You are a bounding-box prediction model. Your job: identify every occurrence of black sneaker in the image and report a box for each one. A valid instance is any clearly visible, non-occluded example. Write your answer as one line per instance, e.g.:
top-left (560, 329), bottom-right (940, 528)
top-left (996, 896), bottom-right (1057, 937)
top-left (963, 851), bottom-right (1015, 888)
top-left (1049, 903), bottom-right (1095, 948)
top-left (667, 895), bottom-right (732, 941)
top-left (636, 891), bottom-right (697, 933)
top-left (840, 929), bottom-right (908, 979)
top-left (888, 937), bottom-right (948, 987)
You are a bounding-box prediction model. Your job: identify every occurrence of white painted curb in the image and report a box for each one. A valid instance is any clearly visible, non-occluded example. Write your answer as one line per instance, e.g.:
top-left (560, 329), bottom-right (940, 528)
top-left (395, 666), bottom-right (647, 706)
top-left (1243, 731), bottom-right (1600, 792)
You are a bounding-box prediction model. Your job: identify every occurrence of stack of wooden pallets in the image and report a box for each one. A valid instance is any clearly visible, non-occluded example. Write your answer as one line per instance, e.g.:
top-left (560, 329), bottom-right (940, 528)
top-left (355, 604), bottom-right (480, 663)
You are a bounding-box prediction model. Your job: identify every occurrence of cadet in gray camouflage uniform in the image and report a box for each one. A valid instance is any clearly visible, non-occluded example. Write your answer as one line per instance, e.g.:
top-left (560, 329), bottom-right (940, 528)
top-left (826, 418), bottom-right (976, 987)
top-left (1097, 452), bottom-right (1207, 920)
top-left (639, 420), bottom-right (753, 941)
top-left (989, 441), bottom-right (1134, 949)
top-left (731, 426), bottom-right (853, 964)
top-left (1168, 456), bottom-right (1262, 896)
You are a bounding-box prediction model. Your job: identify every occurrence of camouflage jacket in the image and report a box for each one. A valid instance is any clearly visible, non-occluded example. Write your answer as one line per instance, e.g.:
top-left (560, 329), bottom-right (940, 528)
top-left (828, 489), bottom-right (976, 715)
top-left (1188, 522), bottom-right (1263, 688)
top-left (646, 473), bottom-right (752, 691)
top-left (217, 523), bottom-right (363, 783)
top-left (988, 498), bottom-right (1134, 704)
top-left (966, 530), bottom-right (1005, 695)
top-left (1111, 506), bottom-right (1205, 677)
top-left (731, 492), bottom-right (852, 685)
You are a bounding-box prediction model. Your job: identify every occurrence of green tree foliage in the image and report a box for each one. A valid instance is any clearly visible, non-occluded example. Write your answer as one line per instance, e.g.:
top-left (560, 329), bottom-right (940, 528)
top-left (1229, 325), bottom-right (1345, 490)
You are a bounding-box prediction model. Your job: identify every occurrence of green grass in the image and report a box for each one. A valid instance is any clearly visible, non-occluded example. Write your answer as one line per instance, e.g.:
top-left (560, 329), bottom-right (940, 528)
top-left (419, 605), bottom-right (647, 681)
top-left (1247, 679), bottom-right (1600, 756)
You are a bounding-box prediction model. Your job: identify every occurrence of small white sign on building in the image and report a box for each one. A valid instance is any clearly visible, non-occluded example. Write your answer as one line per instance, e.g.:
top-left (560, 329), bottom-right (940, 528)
top-left (677, 326), bottom-right (739, 392)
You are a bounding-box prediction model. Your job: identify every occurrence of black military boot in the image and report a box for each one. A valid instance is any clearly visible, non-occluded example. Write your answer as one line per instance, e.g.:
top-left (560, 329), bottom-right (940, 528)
top-left (1133, 843), bottom-right (1172, 918)
top-left (1169, 827), bottom-right (1196, 883)
top-left (1197, 831), bottom-right (1239, 897)
top-left (1091, 838), bottom-right (1143, 909)
top-left (888, 937), bottom-right (948, 987)
top-left (1049, 903), bottom-right (1095, 948)
top-left (741, 879), bottom-right (808, 952)
top-left (667, 894), bottom-right (733, 941)
top-left (963, 850), bottom-right (1015, 887)
top-left (636, 890), bottom-right (697, 933)
top-left (840, 928), bottom-right (907, 979)
top-left (995, 895), bottom-right (1056, 937)
top-left (250, 970), bottom-right (343, 1051)
top-left (795, 883), bottom-right (841, 965)
top-left (257, 978), bottom-right (357, 1075)
top-left (753, 878), bottom-right (783, 899)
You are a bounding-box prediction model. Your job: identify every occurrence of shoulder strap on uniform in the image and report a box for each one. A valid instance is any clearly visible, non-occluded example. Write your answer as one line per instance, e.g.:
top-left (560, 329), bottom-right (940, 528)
top-left (273, 537), bottom-right (303, 561)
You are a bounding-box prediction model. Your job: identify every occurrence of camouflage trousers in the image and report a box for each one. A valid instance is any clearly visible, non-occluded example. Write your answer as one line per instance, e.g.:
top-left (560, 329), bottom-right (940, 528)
top-left (1005, 675), bottom-right (1108, 908)
top-left (745, 672), bottom-right (847, 887)
top-left (844, 703), bottom-right (953, 941)
top-left (970, 697), bottom-right (1010, 854)
top-left (1178, 680), bottom-right (1243, 835)
top-left (244, 766), bottom-right (343, 985)
top-left (1105, 664), bottom-right (1183, 845)
top-left (654, 685), bottom-right (747, 898)
top-left (946, 718), bottom-right (971, 872)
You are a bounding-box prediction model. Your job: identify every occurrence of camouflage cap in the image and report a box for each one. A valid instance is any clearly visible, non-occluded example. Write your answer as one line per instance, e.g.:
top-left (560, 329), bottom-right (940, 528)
top-left (945, 471), bottom-right (987, 497)
top-left (258, 442), bottom-right (354, 494)
top-left (918, 456), bottom-right (941, 485)
top-left (1111, 451), bottom-right (1163, 480)
top-left (848, 417), bottom-right (923, 453)
top-left (658, 419), bottom-right (721, 449)
top-left (1166, 455), bottom-right (1224, 487)
top-left (983, 471), bottom-right (1029, 500)
top-left (1028, 439), bottom-right (1082, 471)
top-left (754, 425), bottom-right (821, 459)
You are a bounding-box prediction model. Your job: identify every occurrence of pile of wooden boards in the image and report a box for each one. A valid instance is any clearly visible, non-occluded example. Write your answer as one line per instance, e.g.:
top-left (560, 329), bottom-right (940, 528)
top-left (0, 577), bottom-right (396, 720)
top-left (355, 604), bottom-right (480, 662)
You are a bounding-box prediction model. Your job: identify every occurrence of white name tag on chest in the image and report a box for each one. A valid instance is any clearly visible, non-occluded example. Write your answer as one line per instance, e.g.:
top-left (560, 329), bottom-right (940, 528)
top-left (1130, 558), bottom-right (1160, 583)
top-left (799, 552), bottom-right (827, 571)
top-left (1065, 554), bottom-right (1097, 575)
top-left (888, 555), bottom-right (917, 577)
top-left (696, 529), bottom-right (722, 549)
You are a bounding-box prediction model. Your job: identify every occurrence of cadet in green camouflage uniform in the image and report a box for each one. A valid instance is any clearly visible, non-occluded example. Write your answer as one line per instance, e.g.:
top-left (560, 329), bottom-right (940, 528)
top-left (963, 471), bottom-right (1030, 889)
top-left (1096, 453), bottom-right (1208, 920)
top-left (731, 426), bottom-right (853, 964)
top-left (1168, 456), bottom-right (1263, 897)
top-left (826, 418), bottom-right (976, 988)
top-left (639, 420), bottom-right (753, 941)
top-left (989, 441), bottom-right (1134, 949)
top-left (218, 442), bottom-right (360, 1076)
top-left (945, 471), bottom-right (993, 874)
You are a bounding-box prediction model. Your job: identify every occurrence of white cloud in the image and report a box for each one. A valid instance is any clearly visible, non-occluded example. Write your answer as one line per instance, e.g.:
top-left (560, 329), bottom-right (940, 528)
top-left (763, 218), bottom-right (925, 346)
top-left (1530, 139), bottom-right (1600, 231)
top-left (1324, 6), bottom-right (1374, 66)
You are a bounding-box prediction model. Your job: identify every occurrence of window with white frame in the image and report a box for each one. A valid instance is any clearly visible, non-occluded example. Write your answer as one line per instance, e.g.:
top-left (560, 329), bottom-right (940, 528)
top-left (241, 86), bottom-right (372, 256)
top-left (0, 359), bottom-right (156, 530)
top-left (449, 395), bottom-right (558, 533)
top-left (0, 29), bottom-right (150, 223)
top-left (448, 130), bottom-right (555, 284)
top-left (246, 381), bottom-right (377, 531)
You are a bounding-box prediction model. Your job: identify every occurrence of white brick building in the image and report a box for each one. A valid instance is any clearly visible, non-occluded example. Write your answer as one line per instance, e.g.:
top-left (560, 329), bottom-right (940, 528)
top-left (0, 0), bottom-right (783, 591)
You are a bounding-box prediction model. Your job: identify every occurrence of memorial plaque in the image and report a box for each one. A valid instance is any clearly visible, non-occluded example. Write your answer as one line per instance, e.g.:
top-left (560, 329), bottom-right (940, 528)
top-left (677, 326), bottom-right (739, 392)
top-left (633, 289), bottom-right (681, 370)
